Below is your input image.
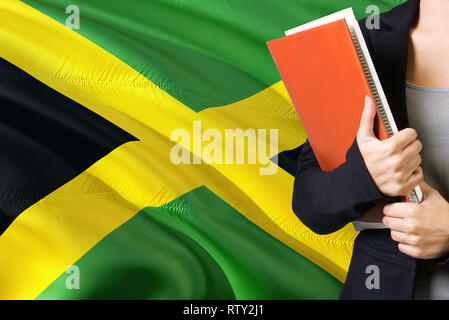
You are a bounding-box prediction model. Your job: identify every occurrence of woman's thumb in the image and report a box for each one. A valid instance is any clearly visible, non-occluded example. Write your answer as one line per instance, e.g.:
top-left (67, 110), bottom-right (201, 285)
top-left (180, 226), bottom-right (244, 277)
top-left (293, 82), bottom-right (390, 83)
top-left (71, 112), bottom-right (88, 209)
top-left (419, 181), bottom-right (432, 199)
top-left (357, 95), bottom-right (377, 139)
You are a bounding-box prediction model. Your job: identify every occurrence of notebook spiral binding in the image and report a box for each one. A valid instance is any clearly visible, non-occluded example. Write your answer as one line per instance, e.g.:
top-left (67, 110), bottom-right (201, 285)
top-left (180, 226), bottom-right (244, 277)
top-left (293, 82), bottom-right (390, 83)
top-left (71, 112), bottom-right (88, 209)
top-left (349, 26), bottom-right (421, 204)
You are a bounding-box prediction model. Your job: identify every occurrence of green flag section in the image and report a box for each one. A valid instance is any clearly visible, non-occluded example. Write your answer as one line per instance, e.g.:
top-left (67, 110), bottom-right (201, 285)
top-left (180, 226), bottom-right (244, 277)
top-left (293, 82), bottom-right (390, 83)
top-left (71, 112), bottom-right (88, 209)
top-left (37, 187), bottom-right (341, 300)
top-left (0, 0), bottom-right (407, 300)
top-left (22, 0), bottom-right (405, 111)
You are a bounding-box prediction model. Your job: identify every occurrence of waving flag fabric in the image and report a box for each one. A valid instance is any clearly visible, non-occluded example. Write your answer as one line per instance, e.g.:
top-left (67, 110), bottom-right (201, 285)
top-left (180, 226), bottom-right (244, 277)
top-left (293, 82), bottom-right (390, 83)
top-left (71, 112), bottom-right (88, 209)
top-left (0, 0), bottom-right (404, 299)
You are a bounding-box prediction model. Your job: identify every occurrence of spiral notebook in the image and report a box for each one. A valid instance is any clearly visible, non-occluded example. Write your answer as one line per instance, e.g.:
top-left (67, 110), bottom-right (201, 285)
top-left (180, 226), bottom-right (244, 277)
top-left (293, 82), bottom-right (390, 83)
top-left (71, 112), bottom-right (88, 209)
top-left (267, 8), bottom-right (422, 230)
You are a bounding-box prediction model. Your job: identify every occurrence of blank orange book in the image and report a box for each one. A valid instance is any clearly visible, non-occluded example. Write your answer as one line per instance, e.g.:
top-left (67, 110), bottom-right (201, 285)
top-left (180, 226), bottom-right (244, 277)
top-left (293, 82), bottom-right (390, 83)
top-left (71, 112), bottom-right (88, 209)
top-left (267, 8), bottom-right (422, 203)
top-left (267, 18), bottom-right (386, 171)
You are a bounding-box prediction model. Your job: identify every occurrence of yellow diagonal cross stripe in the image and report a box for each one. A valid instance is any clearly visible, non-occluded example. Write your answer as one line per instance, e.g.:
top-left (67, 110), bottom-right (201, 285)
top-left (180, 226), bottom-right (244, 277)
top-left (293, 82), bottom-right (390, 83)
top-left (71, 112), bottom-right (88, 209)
top-left (0, 0), bottom-right (358, 299)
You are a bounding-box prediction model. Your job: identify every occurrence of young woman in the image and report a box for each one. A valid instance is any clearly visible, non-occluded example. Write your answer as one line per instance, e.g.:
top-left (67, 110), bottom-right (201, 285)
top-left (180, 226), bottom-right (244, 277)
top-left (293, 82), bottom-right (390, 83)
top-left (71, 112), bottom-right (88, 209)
top-left (292, 0), bottom-right (449, 299)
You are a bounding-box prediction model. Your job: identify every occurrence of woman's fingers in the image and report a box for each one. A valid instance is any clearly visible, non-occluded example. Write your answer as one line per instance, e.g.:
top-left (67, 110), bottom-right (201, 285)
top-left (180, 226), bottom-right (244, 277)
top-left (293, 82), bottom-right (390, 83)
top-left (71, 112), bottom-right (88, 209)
top-left (388, 128), bottom-right (418, 151)
top-left (403, 156), bottom-right (423, 181)
top-left (402, 139), bottom-right (423, 160)
top-left (382, 216), bottom-right (409, 233)
top-left (405, 166), bottom-right (424, 191)
top-left (391, 230), bottom-right (419, 245)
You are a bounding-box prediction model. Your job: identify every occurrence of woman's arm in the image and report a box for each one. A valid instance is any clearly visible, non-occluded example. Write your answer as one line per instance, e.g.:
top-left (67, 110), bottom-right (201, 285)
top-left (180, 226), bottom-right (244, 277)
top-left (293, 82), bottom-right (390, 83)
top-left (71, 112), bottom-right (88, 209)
top-left (292, 139), bottom-right (387, 234)
top-left (292, 96), bottom-right (423, 234)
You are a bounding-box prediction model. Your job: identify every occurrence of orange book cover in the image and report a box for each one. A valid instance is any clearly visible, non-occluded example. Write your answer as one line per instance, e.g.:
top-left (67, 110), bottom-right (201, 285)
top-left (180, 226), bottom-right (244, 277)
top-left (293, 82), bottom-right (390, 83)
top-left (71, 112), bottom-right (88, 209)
top-left (267, 19), bottom-right (387, 172)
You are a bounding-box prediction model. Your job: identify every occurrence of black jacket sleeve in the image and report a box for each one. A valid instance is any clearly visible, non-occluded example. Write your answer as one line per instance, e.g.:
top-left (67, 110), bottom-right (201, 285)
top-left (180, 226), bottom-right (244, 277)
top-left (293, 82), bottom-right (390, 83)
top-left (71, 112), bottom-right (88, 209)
top-left (292, 138), bottom-right (394, 235)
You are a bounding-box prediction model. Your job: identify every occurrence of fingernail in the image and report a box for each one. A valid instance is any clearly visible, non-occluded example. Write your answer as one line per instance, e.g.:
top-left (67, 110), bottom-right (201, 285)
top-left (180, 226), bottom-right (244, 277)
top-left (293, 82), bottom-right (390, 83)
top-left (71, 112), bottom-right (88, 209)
top-left (365, 95), bottom-right (370, 104)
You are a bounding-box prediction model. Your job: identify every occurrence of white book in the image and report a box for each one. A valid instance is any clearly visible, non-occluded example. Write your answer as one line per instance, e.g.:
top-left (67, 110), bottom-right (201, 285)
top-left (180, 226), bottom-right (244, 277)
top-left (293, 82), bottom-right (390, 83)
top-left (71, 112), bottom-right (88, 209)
top-left (285, 8), bottom-right (423, 231)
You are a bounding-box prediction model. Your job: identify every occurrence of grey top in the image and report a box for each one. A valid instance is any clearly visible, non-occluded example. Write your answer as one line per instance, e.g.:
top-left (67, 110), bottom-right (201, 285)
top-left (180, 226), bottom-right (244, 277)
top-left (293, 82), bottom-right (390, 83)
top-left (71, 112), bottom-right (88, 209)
top-left (406, 81), bottom-right (449, 300)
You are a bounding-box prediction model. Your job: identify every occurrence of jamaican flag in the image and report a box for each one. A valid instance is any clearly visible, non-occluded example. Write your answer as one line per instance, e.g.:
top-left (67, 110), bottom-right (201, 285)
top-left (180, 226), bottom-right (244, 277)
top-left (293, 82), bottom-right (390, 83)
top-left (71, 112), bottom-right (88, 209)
top-left (0, 0), bottom-right (404, 299)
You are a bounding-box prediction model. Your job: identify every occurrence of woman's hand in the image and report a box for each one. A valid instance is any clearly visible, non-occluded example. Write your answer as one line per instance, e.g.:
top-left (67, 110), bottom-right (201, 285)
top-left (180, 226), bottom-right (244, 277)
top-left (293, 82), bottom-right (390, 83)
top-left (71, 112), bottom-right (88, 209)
top-left (383, 182), bottom-right (449, 259)
top-left (357, 95), bottom-right (424, 197)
